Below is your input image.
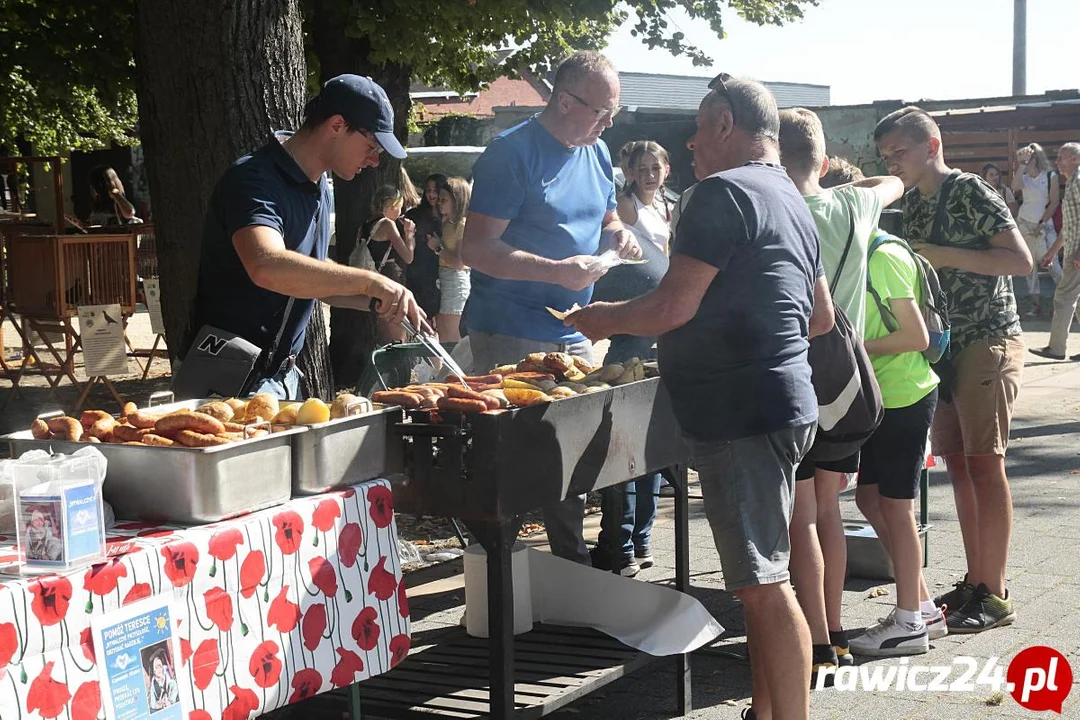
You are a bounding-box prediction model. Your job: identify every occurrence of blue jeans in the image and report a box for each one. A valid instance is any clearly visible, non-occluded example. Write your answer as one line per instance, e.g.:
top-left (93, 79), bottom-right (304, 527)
top-left (597, 334), bottom-right (660, 560)
top-left (251, 363), bottom-right (303, 400)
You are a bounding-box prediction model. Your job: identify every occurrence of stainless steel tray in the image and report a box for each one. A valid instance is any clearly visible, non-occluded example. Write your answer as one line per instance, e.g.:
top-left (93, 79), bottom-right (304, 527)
top-left (3, 398), bottom-right (304, 524)
top-left (280, 402), bottom-right (404, 495)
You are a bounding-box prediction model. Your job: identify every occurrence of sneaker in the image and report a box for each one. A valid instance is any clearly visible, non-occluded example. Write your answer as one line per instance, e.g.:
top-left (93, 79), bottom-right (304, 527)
top-left (922, 605), bottom-right (949, 641)
top-left (947, 583), bottom-right (1015, 634)
top-left (810, 644), bottom-right (838, 689)
top-left (935, 577), bottom-right (975, 616)
top-left (741, 709), bottom-right (757, 720)
top-left (633, 544), bottom-right (654, 569)
top-left (830, 629), bottom-right (854, 667)
top-left (849, 609), bottom-right (929, 657)
top-left (589, 546), bottom-right (640, 578)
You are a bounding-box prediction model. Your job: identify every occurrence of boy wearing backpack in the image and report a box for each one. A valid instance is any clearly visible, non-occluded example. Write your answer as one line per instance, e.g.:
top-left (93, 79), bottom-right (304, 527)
top-left (875, 107), bottom-right (1031, 633)
top-left (779, 109), bottom-right (903, 675)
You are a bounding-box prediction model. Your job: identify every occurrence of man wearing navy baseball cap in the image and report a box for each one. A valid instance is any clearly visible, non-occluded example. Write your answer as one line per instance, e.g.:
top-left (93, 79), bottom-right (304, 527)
top-left (180, 74), bottom-right (420, 400)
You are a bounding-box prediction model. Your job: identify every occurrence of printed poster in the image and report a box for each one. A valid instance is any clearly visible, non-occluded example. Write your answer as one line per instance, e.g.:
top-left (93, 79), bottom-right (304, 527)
top-left (78, 303), bottom-right (129, 377)
top-left (92, 596), bottom-right (186, 720)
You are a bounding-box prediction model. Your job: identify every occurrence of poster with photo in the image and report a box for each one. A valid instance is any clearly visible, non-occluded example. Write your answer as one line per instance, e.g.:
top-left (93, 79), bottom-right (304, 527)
top-left (92, 596), bottom-right (186, 720)
top-left (19, 498), bottom-right (64, 564)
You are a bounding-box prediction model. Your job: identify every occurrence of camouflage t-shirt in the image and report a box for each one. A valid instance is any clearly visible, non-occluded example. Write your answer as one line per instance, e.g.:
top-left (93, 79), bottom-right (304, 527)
top-left (901, 171), bottom-right (1020, 353)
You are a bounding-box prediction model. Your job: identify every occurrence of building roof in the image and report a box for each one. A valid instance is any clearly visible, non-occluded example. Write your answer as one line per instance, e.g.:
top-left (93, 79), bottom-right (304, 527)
top-left (617, 72), bottom-right (830, 112)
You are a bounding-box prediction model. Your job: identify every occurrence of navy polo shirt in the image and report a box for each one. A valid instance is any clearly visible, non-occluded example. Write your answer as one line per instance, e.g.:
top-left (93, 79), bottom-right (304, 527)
top-left (190, 132), bottom-right (332, 371)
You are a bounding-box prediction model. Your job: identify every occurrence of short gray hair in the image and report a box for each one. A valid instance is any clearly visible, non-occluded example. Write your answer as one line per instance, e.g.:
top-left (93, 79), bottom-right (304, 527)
top-left (551, 51), bottom-right (616, 95)
top-left (705, 76), bottom-right (779, 141)
top-left (1060, 142), bottom-right (1080, 157)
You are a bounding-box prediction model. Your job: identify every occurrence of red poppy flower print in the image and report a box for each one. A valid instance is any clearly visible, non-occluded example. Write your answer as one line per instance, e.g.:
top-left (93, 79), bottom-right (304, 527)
top-left (267, 586), bottom-right (301, 633)
top-left (389, 634), bottom-right (411, 667)
top-left (248, 640), bottom-right (282, 689)
top-left (113, 521), bottom-right (159, 531)
top-left (397, 577), bottom-right (409, 619)
top-left (222, 685), bottom-right (259, 720)
top-left (180, 637), bottom-right (192, 666)
top-left (208, 528), bottom-right (244, 561)
top-left (273, 510), bottom-right (305, 555)
top-left (29, 576), bottom-right (72, 626)
top-left (71, 681), bottom-right (101, 720)
top-left (204, 586), bottom-right (234, 632)
top-left (311, 498), bottom-right (341, 532)
top-left (330, 648), bottom-right (365, 687)
top-left (239, 550), bottom-right (265, 599)
top-left (309, 557), bottom-right (338, 597)
top-left (83, 559), bottom-right (128, 596)
top-left (367, 485), bottom-right (394, 528)
top-left (368, 556), bottom-right (396, 601)
top-left (192, 638), bottom-right (220, 691)
top-left (27, 662), bottom-right (71, 719)
top-left (301, 603), bottom-right (327, 651)
top-left (351, 606), bottom-right (381, 651)
top-left (190, 712), bottom-right (213, 720)
top-left (79, 626), bottom-right (95, 664)
top-left (338, 522), bottom-right (363, 568)
top-left (0, 623), bottom-right (16, 666)
top-left (123, 582), bottom-right (152, 606)
top-left (137, 528), bottom-right (175, 539)
top-left (289, 668), bottom-right (324, 703)
top-left (161, 542), bottom-right (199, 587)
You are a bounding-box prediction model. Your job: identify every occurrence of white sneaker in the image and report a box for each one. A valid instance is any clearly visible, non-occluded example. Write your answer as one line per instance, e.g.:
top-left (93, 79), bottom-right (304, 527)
top-left (922, 606), bottom-right (949, 640)
top-left (850, 609), bottom-right (929, 658)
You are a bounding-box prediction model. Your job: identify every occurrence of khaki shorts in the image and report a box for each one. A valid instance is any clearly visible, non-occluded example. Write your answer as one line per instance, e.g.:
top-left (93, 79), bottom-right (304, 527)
top-left (931, 336), bottom-right (1024, 457)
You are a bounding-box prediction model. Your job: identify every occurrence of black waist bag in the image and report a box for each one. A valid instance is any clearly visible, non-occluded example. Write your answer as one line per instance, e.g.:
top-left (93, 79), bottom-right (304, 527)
top-left (805, 303), bottom-right (884, 463)
top-left (172, 325), bottom-right (265, 399)
top-left (173, 297), bottom-right (294, 399)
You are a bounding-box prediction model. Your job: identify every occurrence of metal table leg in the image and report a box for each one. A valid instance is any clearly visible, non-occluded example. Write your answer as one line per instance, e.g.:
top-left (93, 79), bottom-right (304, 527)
top-left (348, 682), bottom-right (362, 720)
top-left (672, 463), bottom-right (692, 715)
top-left (464, 518), bottom-right (524, 720)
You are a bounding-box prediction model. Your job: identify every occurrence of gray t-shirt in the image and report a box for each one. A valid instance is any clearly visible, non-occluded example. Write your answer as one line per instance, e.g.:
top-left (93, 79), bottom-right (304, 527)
top-left (659, 163), bottom-right (821, 441)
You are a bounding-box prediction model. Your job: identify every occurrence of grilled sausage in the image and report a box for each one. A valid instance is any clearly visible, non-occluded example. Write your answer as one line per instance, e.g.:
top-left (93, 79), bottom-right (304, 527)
top-left (155, 412), bottom-right (226, 436)
top-left (30, 418), bottom-right (51, 439)
top-left (88, 417), bottom-right (118, 440)
top-left (127, 411), bottom-right (161, 429)
top-left (111, 424), bottom-right (147, 442)
top-left (371, 391), bottom-right (423, 409)
top-left (447, 374), bottom-right (502, 386)
top-left (140, 433), bottom-right (177, 447)
top-left (436, 397), bottom-right (489, 413)
top-left (175, 430), bottom-right (231, 447)
top-left (121, 401), bottom-right (139, 419)
top-left (80, 410), bottom-right (112, 429)
top-left (47, 417), bottom-right (82, 441)
top-left (446, 385), bottom-right (501, 410)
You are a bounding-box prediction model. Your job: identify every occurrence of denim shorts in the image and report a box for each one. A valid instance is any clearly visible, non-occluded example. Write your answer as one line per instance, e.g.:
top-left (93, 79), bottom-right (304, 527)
top-left (685, 423), bottom-right (815, 590)
top-left (438, 267), bottom-right (471, 315)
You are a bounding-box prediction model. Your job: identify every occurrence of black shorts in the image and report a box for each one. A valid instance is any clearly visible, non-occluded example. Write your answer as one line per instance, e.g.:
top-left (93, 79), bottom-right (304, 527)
top-left (857, 388), bottom-right (938, 499)
top-left (795, 449), bottom-right (860, 481)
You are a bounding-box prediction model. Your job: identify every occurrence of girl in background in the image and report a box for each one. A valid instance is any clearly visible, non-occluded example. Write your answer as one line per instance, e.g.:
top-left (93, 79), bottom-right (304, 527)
top-left (1012, 144), bottom-right (1061, 315)
top-left (616, 141), bottom-right (671, 253)
top-left (363, 185), bottom-right (416, 343)
top-left (431, 177), bottom-right (471, 343)
top-left (981, 163), bottom-right (1017, 217)
top-left (406, 173), bottom-right (447, 323)
top-left (87, 166), bottom-right (140, 226)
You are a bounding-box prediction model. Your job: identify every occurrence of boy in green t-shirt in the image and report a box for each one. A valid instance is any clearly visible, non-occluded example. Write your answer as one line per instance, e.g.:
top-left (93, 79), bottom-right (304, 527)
top-left (778, 110), bottom-right (904, 675)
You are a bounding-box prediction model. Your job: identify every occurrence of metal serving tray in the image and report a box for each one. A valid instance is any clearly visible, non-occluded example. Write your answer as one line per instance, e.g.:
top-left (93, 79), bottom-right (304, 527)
top-left (279, 402), bottom-right (404, 496)
top-left (3, 397), bottom-right (303, 524)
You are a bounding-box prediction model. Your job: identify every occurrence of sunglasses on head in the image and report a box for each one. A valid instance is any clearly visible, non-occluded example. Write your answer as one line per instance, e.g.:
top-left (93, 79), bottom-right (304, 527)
top-left (708, 73), bottom-right (737, 125)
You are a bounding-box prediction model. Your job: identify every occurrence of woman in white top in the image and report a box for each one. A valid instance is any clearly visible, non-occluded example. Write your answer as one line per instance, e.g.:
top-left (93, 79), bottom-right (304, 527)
top-left (1011, 143), bottom-right (1062, 315)
top-left (616, 141), bottom-right (672, 253)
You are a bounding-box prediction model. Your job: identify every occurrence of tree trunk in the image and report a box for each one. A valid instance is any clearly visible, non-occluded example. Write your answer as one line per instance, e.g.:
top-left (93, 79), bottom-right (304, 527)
top-left (133, 0), bottom-right (306, 362)
top-left (309, 4), bottom-right (413, 388)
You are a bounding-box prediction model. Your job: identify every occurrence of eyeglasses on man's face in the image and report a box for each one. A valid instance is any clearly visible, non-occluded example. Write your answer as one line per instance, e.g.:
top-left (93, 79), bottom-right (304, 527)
top-left (564, 90), bottom-right (622, 122)
top-left (708, 73), bottom-right (737, 126)
top-left (360, 129), bottom-right (385, 158)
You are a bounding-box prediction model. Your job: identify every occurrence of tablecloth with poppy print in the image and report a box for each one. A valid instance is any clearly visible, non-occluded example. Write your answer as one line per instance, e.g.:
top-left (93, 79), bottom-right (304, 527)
top-left (0, 479), bottom-right (410, 720)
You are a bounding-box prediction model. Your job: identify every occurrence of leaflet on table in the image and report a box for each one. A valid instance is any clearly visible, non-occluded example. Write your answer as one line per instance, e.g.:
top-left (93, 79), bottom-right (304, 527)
top-left (92, 596), bottom-right (187, 720)
top-left (9, 447), bottom-right (107, 572)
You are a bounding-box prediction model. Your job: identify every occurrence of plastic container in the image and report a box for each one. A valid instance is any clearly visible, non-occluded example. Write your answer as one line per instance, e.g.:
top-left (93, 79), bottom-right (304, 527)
top-left (6, 447), bottom-right (108, 574)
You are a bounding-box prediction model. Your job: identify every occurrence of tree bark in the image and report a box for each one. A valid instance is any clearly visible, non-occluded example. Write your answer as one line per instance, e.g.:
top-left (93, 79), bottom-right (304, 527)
top-left (133, 0), bottom-right (306, 362)
top-left (309, 3), bottom-right (413, 387)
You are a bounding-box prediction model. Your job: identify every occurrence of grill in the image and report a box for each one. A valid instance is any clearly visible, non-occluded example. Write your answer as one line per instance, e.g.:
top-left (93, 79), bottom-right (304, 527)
top-left (379, 378), bottom-right (695, 719)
